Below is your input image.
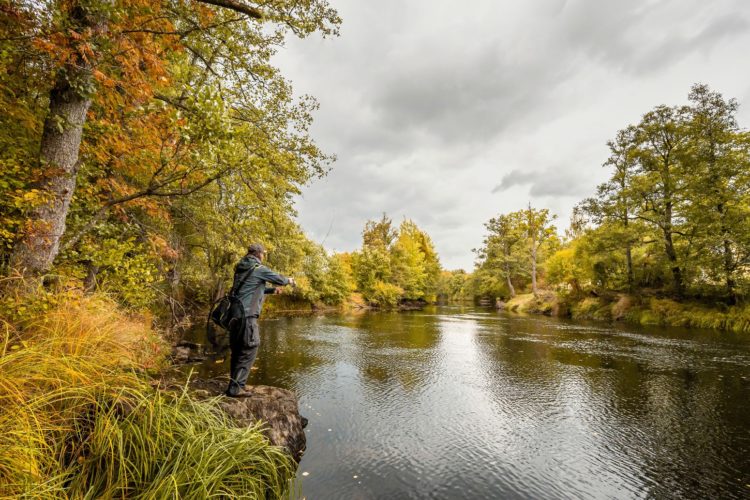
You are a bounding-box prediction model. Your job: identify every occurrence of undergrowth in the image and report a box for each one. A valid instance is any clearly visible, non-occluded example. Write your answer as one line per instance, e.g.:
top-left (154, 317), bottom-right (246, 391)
top-left (0, 296), bottom-right (294, 498)
top-left (624, 298), bottom-right (750, 333)
top-left (504, 291), bottom-right (750, 333)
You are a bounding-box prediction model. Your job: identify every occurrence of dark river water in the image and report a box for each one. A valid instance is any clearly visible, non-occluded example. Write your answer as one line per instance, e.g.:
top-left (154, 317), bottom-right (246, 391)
top-left (185, 306), bottom-right (750, 499)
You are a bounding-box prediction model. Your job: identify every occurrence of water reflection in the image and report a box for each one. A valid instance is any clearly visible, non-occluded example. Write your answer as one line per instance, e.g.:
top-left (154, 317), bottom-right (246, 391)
top-left (185, 307), bottom-right (750, 499)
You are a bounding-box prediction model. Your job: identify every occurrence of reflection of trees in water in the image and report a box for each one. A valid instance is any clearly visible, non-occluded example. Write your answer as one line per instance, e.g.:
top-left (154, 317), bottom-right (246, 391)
top-left (625, 367), bottom-right (748, 497)
top-left (472, 314), bottom-right (750, 498)
top-left (339, 311), bottom-right (443, 394)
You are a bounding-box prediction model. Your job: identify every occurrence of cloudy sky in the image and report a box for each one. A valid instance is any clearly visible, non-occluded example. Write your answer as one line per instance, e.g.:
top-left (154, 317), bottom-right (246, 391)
top-left (273, 0), bottom-right (750, 270)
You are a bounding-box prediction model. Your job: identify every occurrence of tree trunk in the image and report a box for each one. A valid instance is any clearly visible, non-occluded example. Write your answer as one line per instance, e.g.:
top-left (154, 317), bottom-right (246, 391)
top-left (663, 230), bottom-right (683, 298)
top-left (723, 237), bottom-right (736, 304)
top-left (83, 262), bottom-right (99, 293)
top-left (503, 243), bottom-right (516, 298)
top-left (662, 188), bottom-right (683, 297)
top-left (625, 243), bottom-right (634, 292)
top-left (531, 242), bottom-right (538, 296)
top-left (10, 4), bottom-right (106, 277)
top-left (506, 271), bottom-right (516, 298)
top-left (716, 203), bottom-right (736, 304)
top-left (622, 208), bottom-right (634, 292)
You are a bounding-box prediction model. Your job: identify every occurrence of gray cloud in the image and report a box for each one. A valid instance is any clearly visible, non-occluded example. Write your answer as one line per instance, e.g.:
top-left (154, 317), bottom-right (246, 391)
top-left (275, 0), bottom-right (750, 269)
top-left (492, 167), bottom-right (592, 198)
top-left (371, 47), bottom-right (566, 144)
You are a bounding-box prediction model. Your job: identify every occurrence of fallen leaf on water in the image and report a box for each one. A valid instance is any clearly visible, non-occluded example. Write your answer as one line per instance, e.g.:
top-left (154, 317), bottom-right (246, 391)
top-left (302, 472), bottom-right (309, 476)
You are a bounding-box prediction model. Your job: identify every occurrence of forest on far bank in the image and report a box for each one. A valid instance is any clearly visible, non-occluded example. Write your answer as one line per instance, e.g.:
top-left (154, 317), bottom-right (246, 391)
top-left (446, 84), bottom-right (750, 319)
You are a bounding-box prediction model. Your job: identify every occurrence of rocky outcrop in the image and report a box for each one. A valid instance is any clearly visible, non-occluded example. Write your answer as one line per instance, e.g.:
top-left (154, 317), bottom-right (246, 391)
top-left (188, 378), bottom-right (307, 462)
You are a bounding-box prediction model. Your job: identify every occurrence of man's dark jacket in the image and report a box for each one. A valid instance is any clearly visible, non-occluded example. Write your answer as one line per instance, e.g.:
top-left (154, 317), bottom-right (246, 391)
top-left (232, 254), bottom-right (290, 317)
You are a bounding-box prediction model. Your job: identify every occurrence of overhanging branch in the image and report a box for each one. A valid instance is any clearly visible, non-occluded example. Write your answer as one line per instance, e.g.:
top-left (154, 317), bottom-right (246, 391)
top-left (195, 0), bottom-right (263, 19)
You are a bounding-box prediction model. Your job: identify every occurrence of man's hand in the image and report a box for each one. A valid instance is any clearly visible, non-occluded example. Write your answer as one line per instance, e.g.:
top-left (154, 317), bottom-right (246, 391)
top-left (273, 287), bottom-right (283, 295)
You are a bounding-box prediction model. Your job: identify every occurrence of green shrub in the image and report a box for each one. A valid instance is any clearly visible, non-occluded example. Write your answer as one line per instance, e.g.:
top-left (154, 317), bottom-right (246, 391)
top-left (366, 281), bottom-right (403, 308)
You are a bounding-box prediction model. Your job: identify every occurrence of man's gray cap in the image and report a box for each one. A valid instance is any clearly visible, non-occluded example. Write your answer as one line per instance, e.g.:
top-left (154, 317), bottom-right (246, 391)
top-left (247, 243), bottom-right (265, 256)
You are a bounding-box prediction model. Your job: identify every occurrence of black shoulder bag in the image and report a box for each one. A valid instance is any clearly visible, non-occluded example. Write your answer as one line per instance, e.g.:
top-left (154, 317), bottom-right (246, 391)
top-left (208, 263), bottom-right (259, 332)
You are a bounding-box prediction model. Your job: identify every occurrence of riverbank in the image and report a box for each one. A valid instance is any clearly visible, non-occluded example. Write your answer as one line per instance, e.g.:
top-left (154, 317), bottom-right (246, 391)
top-left (0, 295), bottom-right (299, 498)
top-left (503, 292), bottom-right (750, 333)
top-left (260, 292), bottom-right (430, 318)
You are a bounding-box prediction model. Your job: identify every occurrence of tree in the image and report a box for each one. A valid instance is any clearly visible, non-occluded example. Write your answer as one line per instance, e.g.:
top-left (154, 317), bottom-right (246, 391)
top-left (630, 105), bottom-right (692, 297)
top-left (477, 212), bottom-right (526, 298)
top-left (362, 213), bottom-right (397, 250)
top-left (582, 126), bottom-right (640, 290)
top-left (545, 242), bottom-right (590, 294)
top-left (352, 246), bottom-right (393, 303)
top-left (391, 220), bottom-right (441, 301)
top-left (9, 1), bottom-right (110, 275)
top-left (351, 216), bottom-right (441, 306)
top-left (437, 270), bottom-right (470, 303)
top-left (684, 84), bottom-right (750, 302)
top-left (521, 204), bottom-right (557, 296)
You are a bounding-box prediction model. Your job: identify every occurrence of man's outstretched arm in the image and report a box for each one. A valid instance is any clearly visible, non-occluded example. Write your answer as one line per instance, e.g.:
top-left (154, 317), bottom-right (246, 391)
top-left (256, 266), bottom-right (292, 287)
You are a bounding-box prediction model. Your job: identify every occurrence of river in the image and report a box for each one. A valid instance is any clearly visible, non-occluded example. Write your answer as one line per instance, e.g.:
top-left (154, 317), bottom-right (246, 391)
top-left (185, 305), bottom-right (750, 499)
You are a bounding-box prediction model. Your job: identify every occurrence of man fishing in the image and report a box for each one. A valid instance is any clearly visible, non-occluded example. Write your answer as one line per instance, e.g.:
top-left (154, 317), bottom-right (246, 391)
top-left (225, 243), bottom-right (295, 397)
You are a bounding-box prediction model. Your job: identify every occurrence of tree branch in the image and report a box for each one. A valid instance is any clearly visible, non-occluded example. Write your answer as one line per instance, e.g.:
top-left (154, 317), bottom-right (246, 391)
top-left (60, 169), bottom-right (230, 252)
top-left (195, 0), bottom-right (263, 19)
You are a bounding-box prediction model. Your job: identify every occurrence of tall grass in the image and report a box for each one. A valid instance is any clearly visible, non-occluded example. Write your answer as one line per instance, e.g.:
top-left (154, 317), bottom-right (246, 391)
top-left (0, 296), bottom-right (295, 498)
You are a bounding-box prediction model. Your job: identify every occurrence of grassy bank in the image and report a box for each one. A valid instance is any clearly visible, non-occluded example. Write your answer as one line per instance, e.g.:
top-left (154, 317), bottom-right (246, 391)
top-left (0, 296), bottom-right (295, 498)
top-left (261, 291), bottom-right (407, 317)
top-left (504, 292), bottom-right (750, 334)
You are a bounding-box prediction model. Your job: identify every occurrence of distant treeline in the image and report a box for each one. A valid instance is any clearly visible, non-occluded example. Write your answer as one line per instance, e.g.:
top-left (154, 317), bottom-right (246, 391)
top-left (298, 214), bottom-right (442, 308)
top-left (458, 84), bottom-right (750, 305)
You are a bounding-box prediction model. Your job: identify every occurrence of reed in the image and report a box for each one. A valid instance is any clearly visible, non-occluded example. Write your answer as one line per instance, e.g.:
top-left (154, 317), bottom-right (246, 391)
top-left (0, 296), bottom-right (294, 498)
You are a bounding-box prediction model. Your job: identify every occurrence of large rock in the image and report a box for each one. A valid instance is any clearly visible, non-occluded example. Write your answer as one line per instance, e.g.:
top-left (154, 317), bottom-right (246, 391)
top-left (220, 385), bottom-right (307, 462)
top-left (188, 378), bottom-right (307, 462)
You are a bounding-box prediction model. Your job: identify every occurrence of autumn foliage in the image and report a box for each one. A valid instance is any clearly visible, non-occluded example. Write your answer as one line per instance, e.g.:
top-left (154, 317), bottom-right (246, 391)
top-left (0, 0), bottom-right (340, 317)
